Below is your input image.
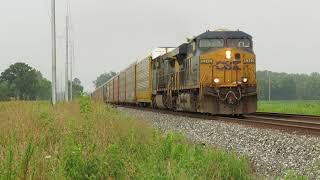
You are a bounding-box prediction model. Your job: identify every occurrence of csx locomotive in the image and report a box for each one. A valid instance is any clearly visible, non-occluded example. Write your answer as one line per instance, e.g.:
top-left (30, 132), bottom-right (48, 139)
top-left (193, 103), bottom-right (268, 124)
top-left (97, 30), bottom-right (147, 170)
top-left (92, 30), bottom-right (257, 115)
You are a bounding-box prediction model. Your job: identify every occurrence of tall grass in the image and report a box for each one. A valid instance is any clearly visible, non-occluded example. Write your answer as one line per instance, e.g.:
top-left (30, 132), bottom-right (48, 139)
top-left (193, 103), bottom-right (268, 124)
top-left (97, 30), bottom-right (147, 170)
top-left (0, 100), bottom-right (253, 179)
top-left (258, 100), bottom-right (320, 115)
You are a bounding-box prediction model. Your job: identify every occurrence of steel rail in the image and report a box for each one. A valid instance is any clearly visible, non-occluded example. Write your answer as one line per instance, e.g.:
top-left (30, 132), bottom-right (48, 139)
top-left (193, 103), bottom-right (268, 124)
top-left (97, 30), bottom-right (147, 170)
top-left (244, 113), bottom-right (320, 131)
top-left (254, 112), bottom-right (320, 119)
top-left (116, 105), bottom-right (320, 133)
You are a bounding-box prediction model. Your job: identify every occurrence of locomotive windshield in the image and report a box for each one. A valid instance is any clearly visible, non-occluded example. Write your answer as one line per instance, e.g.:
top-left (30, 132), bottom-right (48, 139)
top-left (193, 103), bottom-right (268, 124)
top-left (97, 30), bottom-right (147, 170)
top-left (199, 38), bottom-right (251, 49)
top-left (227, 38), bottom-right (251, 48)
top-left (199, 39), bottom-right (224, 48)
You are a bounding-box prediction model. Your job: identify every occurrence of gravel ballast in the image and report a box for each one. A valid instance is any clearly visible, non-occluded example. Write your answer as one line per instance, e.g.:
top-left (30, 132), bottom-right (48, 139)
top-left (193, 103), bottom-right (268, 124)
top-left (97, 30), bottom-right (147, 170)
top-left (118, 107), bottom-right (320, 179)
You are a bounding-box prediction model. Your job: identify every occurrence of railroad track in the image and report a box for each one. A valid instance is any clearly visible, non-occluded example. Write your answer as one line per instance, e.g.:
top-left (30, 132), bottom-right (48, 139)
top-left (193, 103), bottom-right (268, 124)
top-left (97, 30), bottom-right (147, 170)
top-left (116, 105), bottom-right (320, 133)
top-left (243, 112), bottom-right (320, 131)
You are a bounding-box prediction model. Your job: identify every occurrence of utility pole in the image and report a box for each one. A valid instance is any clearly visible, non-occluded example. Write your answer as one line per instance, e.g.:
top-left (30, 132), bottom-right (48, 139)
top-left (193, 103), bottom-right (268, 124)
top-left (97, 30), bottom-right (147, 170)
top-left (70, 44), bottom-right (73, 101)
top-left (67, 0), bottom-right (73, 101)
top-left (51, 0), bottom-right (57, 105)
top-left (60, 73), bottom-right (64, 102)
top-left (268, 71), bottom-right (271, 101)
top-left (65, 14), bottom-right (69, 102)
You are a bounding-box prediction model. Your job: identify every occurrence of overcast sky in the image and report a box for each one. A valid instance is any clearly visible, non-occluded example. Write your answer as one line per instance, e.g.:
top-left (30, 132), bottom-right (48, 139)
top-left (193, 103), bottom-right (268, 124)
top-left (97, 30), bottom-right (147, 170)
top-left (0, 0), bottom-right (319, 91)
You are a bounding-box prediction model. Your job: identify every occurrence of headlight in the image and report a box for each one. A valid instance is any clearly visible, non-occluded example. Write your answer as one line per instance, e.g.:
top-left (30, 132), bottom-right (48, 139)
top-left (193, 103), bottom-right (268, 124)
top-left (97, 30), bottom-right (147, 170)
top-left (242, 77), bottom-right (248, 83)
top-left (225, 50), bottom-right (232, 60)
top-left (214, 78), bottom-right (220, 84)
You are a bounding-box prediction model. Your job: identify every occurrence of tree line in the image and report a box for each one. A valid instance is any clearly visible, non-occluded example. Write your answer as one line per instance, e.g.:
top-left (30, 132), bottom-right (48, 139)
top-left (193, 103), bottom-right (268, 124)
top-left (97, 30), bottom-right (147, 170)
top-left (257, 71), bottom-right (320, 100)
top-left (0, 62), bottom-right (84, 101)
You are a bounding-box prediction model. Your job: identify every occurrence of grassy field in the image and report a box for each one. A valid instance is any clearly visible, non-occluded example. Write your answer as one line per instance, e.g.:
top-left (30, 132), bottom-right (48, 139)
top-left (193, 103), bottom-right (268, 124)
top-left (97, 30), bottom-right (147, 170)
top-left (0, 98), bottom-right (254, 179)
top-left (258, 100), bottom-right (320, 116)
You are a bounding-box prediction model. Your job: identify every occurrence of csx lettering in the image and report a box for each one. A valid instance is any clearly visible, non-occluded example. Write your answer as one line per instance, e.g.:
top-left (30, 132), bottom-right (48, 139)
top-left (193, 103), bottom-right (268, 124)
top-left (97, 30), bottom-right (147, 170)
top-left (215, 61), bottom-right (241, 70)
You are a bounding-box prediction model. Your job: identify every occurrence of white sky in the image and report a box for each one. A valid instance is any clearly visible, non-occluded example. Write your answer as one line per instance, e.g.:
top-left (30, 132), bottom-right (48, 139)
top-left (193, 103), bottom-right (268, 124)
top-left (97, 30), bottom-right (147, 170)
top-left (0, 0), bottom-right (319, 91)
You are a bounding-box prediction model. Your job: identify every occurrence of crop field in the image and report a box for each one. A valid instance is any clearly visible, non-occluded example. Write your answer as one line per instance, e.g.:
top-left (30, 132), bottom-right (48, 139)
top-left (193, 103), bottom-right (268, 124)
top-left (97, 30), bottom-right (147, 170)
top-left (258, 101), bottom-right (320, 116)
top-left (0, 98), bottom-right (253, 179)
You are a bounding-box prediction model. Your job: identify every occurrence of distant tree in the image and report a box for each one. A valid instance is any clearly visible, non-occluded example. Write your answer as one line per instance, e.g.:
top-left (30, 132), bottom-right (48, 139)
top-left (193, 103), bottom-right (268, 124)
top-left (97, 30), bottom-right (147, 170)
top-left (256, 71), bottom-right (320, 100)
top-left (0, 62), bottom-right (52, 101)
top-left (93, 71), bottom-right (116, 88)
top-left (36, 76), bottom-right (52, 100)
top-left (0, 62), bottom-right (40, 100)
top-left (0, 81), bottom-right (11, 101)
top-left (69, 78), bottom-right (84, 99)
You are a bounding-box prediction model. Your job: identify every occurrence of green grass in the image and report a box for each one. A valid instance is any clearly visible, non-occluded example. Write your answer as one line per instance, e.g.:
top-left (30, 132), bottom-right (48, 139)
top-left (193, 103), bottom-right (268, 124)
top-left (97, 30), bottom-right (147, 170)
top-left (0, 98), bottom-right (253, 179)
top-left (258, 100), bottom-right (320, 116)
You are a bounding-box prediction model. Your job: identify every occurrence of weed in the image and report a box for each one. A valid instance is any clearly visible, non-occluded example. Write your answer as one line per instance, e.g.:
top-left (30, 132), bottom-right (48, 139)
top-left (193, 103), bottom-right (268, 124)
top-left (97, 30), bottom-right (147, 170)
top-left (1, 146), bottom-right (16, 180)
top-left (20, 142), bottom-right (34, 180)
top-left (79, 94), bottom-right (92, 119)
top-left (280, 170), bottom-right (307, 180)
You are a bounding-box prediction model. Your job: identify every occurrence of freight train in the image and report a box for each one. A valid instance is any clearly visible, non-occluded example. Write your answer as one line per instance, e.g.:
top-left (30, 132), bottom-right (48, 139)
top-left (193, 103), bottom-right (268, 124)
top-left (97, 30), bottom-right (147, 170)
top-left (91, 30), bottom-right (257, 115)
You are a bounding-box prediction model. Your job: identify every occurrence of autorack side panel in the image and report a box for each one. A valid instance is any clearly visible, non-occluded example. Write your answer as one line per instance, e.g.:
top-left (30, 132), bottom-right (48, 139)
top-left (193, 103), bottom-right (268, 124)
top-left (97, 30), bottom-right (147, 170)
top-left (125, 63), bottom-right (136, 103)
top-left (93, 86), bottom-right (104, 102)
top-left (113, 75), bottom-right (120, 103)
top-left (105, 83), bottom-right (109, 103)
top-left (136, 56), bottom-right (152, 103)
top-left (107, 82), bottom-right (111, 103)
top-left (106, 81), bottom-right (111, 103)
top-left (109, 79), bottom-right (114, 103)
top-left (119, 71), bottom-right (126, 102)
top-left (99, 87), bottom-right (103, 101)
top-left (91, 90), bottom-right (95, 101)
top-left (101, 84), bottom-right (107, 102)
top-left (91, 88), bottom-right (98, 101)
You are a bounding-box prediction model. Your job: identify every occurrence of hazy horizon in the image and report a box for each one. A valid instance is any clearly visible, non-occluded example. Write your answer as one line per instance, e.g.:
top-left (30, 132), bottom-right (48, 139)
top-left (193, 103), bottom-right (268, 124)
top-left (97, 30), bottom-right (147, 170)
top-left (1, 0), bottom-right (319, 91)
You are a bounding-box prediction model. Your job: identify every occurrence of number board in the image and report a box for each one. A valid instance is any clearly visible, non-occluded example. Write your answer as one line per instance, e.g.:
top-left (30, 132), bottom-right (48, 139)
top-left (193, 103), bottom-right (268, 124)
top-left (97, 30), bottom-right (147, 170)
top-left (201, 59), bottom-right (213, 64)
top-left (243, 59), bottom-right (255, 64)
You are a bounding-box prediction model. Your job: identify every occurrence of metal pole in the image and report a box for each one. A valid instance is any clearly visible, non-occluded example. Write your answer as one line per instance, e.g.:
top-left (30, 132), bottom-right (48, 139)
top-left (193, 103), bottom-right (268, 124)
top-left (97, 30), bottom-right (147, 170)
top-left (268, 71), bottom-right (271, 101)
top-left (68, 0), bottom-right (73, 101)
top-left (51, 0), bottom-right (57, 105)
top-left (60, 73), bottom-right (64, 102)
top-left (65, 15), bottom-right (69, 102)
top-left (70, 45), bottom-right (73, 101)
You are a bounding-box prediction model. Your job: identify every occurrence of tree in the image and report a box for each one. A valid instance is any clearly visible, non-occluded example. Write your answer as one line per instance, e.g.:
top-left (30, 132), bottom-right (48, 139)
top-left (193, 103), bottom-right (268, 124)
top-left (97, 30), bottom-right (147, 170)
top-left (36, 77), bottom-right (52, 100)
top-left (0, 81), bottom-right (11, 101)
top-left (0, 62), bottom-right (39, 100)
top-left (69, 78), bottom-right (84, 99)
top-left (93, 71), bottom-right (116, 88)
top-left (0, 62), bottom-right (52, 101)
top-left (256, 71), bottom-right (320, 100)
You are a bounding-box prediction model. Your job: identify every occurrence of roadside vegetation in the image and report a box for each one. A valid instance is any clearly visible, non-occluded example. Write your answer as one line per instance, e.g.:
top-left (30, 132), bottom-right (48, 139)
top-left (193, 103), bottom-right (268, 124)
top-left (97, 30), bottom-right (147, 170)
top-left (0, 98), bottom-right (253, 179)
top-left (0, 62), bottom-right (84, 101)
top-left (258, 100), bottom-right (320, 116)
